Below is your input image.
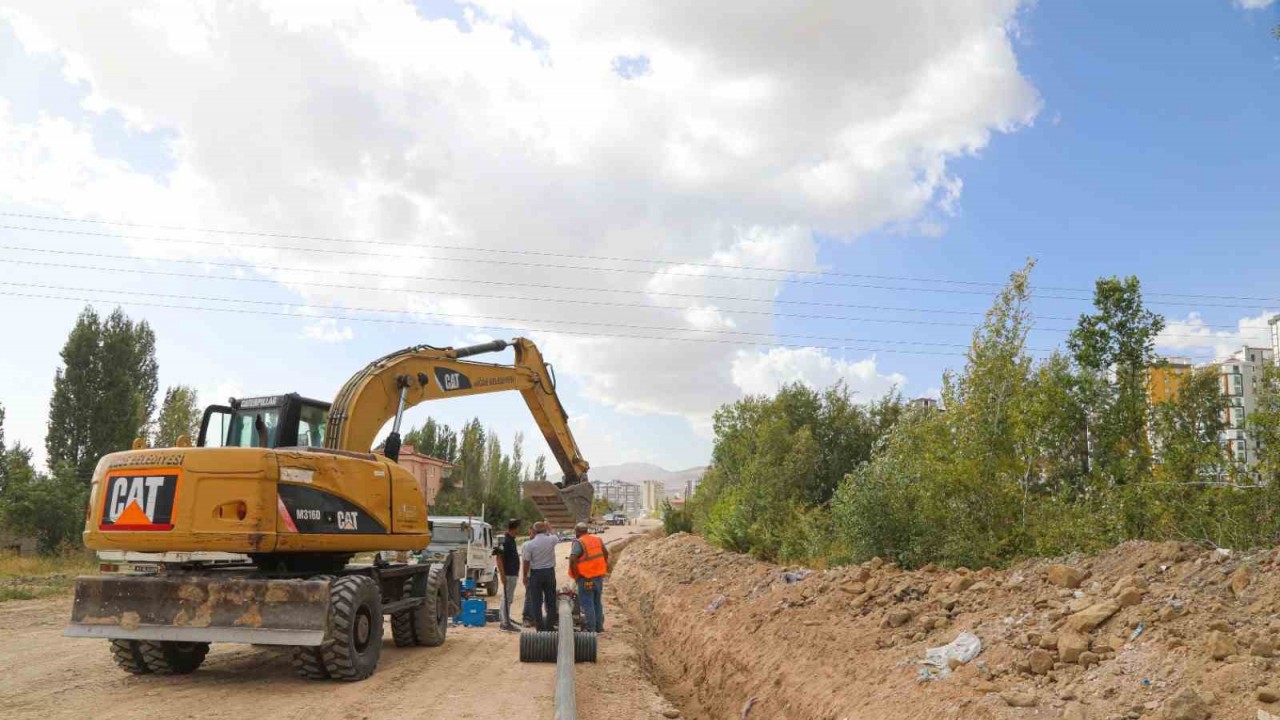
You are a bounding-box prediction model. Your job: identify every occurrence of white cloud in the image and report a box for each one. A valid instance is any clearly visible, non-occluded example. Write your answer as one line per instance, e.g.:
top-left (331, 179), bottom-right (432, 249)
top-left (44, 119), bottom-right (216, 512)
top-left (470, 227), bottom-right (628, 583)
top-left (1233, 0), bottom-right (1275, 10)
top-left (301, 318), bottom-right (354, 344)
top-left (1156, 311), bottom-right (1278, 361)
top-left (731, 347), bottom-right (907, 400)
top-left (0, 0), bottom-right (1040, 433)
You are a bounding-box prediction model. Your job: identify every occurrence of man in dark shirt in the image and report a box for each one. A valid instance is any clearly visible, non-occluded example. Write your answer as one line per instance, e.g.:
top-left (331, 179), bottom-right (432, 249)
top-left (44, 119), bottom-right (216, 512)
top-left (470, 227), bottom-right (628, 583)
top-left (492, 518), bottom-right (522, 632)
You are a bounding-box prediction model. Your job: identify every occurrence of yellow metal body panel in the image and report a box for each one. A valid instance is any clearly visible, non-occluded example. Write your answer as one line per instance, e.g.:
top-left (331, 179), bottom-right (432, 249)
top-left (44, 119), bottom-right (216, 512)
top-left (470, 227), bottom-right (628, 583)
top-left (80, 338), bottom-right (586, 557)
top-left (83, 447), bottom-right (430, 554)
top-left (326, 338), bottom-right (590, 484)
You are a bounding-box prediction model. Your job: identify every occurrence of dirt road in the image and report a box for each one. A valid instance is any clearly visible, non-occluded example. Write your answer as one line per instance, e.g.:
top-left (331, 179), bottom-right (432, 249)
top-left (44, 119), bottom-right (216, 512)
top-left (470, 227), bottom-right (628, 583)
top-left (0, 523), bottom-right (674, 720)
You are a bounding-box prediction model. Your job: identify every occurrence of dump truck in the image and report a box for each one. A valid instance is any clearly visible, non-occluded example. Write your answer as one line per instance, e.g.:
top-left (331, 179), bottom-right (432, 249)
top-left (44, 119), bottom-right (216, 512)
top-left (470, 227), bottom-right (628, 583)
top-left (65, 338), bottom-right (592, 681)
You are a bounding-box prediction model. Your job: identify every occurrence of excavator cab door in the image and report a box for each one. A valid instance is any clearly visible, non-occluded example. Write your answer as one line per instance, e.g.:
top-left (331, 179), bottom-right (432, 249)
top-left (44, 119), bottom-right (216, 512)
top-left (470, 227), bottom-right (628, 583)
top-left (197, 405), bottom-right (234, 447)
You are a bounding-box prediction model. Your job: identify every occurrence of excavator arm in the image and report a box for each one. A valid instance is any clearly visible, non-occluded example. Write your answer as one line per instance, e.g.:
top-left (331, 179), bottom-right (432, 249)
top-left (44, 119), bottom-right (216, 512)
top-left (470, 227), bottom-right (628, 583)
top-left (323, 338), bottom-right (592, 525)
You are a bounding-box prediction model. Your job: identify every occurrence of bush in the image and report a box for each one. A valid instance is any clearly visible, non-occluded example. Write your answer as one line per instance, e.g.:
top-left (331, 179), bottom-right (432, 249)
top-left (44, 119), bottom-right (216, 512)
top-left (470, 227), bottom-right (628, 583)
top-left (660, 500), bottom-right (692, 535)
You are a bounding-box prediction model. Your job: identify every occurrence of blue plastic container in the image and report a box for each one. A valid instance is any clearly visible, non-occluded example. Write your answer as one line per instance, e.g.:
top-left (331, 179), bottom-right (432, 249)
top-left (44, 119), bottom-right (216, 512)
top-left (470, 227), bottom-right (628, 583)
top-left (455, 598), bottom-right (487, 627)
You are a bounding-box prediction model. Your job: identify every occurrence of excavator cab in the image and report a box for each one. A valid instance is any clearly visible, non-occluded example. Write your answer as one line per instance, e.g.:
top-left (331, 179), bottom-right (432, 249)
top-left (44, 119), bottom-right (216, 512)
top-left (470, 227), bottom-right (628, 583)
top-left (198, 393), bottom-right (332, 449)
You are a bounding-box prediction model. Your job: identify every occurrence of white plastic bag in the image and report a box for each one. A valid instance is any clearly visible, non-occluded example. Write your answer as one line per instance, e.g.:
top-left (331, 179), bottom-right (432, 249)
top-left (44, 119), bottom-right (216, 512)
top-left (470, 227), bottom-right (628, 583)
top-left (917, 632), bottom-right (982, 681)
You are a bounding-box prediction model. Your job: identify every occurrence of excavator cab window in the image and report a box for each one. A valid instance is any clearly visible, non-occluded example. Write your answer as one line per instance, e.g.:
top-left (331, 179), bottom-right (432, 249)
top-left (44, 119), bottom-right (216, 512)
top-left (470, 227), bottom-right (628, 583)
top-left (197, 394), bottom-right (332, 449)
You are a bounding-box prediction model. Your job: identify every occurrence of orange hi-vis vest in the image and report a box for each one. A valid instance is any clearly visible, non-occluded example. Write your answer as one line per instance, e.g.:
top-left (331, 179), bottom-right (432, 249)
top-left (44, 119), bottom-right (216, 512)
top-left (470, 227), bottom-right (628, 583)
top-left (574, 533), bottom-right (607, 579)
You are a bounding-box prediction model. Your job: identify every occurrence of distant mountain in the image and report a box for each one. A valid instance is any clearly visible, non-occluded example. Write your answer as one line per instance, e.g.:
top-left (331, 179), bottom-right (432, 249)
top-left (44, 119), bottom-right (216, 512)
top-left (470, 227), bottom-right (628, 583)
top-left (552, 462), bottom-right (707, 496)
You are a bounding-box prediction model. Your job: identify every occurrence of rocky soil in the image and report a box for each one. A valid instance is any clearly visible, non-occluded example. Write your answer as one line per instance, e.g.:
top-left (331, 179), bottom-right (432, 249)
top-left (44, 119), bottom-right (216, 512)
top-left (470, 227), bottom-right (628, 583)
top-left (612, 532), bottom-right (1280, 720)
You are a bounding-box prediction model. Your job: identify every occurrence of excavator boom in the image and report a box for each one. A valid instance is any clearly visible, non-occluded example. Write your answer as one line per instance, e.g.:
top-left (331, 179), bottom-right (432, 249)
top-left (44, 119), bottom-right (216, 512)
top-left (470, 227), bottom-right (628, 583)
top-left (325, 337), bottom-right (592, 525)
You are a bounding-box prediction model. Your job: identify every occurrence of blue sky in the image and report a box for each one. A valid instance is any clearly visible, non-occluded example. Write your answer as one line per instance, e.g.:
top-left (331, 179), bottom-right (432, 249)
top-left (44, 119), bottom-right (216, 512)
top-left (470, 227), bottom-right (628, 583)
top-left (0, 1), bottom-right (1276, 474)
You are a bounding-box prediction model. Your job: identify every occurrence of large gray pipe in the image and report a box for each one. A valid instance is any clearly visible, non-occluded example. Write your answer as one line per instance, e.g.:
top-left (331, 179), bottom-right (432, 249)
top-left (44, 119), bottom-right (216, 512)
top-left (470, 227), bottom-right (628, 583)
top-left (555, 594), bottom-right (577, 720)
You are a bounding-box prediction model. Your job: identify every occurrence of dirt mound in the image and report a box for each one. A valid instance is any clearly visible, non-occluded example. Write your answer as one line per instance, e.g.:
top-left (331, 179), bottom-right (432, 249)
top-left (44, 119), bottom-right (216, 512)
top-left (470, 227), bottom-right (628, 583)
top-left (612, 533), bottom-right (1280, 720)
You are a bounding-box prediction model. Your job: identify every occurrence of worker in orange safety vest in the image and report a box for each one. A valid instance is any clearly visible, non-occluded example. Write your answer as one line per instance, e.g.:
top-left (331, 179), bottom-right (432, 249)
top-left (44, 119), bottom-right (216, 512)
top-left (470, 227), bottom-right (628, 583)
top-left (568, 522), bottom-right (609, 633)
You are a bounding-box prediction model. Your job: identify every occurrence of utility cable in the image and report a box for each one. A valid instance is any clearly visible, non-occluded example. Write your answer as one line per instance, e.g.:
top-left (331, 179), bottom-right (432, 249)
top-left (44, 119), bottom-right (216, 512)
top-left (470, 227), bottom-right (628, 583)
top-left (0, 288), bottom-right (985, 359)
top-left (6, 211), bottom-right (1280, 304)
top-left (0, 245), bottom-right (1268, 331)
top-left (0, 279), bottom-right (1043, 351)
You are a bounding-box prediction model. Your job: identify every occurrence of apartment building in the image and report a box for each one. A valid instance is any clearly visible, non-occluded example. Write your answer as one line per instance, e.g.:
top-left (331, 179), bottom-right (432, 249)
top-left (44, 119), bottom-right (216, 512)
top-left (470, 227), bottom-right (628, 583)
top-left (591, 479), bottom-right (643, 516)
top-left (1218, 346), bottom-right (1274, 468)
top-left (1270, 314), bottom-right (1280, 360)
top-left (396, 445), bottom-right (457, 505)
top-left (642, 479), bottom-right (666, 514)
top-left (1146, 358), bottom-right (1194, 405)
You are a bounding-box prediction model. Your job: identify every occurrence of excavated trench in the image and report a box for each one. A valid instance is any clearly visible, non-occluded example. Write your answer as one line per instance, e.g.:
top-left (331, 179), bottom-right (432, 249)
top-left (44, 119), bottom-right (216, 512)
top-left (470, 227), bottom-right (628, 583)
top-left (609, 532), bottom-right (1280, 720)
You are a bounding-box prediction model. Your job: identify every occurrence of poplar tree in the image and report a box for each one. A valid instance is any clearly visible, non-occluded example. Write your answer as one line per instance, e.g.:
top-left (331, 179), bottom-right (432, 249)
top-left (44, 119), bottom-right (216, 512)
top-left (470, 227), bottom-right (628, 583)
top-left (46, 307), bottom-right (160, 481)
top-left (154, 386), bottom-right (201, 448)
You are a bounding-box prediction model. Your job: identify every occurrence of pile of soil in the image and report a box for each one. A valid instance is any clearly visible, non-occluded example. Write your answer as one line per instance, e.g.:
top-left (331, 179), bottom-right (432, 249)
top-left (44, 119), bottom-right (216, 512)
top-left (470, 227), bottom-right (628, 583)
top-left (612, 532), bottom-right (1280, 720)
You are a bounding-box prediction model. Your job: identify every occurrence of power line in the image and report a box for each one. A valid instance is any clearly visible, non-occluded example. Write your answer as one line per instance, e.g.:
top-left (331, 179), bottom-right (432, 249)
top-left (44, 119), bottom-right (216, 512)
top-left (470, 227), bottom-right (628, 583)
top-left (1, 256), bottom-right (1267, 342)
top-left (0, 211), bottom-right (1004, 287)
top-left (4, 211), bottom-right (1279, 305)
top-left (0, 244), bottom-right (1268, 331)
top-left (0, 257), bottom-right (994, 331)
top-left (0, 288), bottom-right (980, 359)
top-left (0, 244), bottom-right (1061, 319)
top-left (8, 223), bottom-right (1090, 299)
top-left (0, 279), bottom-right (1045, 351)
top-left (0, 288), bottom-right (1234, 364)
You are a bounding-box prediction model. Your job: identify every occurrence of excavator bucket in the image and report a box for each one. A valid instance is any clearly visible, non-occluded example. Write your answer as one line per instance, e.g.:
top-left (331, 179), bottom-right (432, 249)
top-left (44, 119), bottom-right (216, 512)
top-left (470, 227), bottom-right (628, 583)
top-left (525, 481), bottom-right (593, 530)
top-left (64, 575), bottom-right (332, 646)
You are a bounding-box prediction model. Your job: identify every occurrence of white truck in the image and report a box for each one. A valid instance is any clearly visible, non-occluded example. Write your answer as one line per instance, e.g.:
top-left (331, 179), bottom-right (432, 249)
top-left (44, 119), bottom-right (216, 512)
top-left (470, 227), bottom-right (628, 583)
top-left (418, 517), bottom-right (499, 596)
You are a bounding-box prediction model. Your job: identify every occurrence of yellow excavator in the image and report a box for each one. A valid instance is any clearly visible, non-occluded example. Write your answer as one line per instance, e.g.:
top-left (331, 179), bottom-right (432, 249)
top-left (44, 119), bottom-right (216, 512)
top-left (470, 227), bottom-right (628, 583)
top-left (65, 338), bottom-right (591, 681)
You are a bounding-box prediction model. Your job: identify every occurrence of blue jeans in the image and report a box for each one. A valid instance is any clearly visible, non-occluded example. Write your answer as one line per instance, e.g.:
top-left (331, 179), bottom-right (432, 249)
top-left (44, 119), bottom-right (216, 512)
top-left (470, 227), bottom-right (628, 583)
top-left (577, 576), bottom-right (604, 632)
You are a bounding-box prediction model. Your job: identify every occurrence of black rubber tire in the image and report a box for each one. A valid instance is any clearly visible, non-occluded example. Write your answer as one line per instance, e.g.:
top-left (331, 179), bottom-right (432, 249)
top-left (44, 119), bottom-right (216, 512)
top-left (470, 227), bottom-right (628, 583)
top-left (320, 575), bottom-right (383, 681)
top-left (133, 640), bottom-right (210, 675)
top-left (291, 645), bottom-right (329, 680)
top-left (412, 564), bottom-right (449, 647)
top-left (290, 574), bottom-right (333, 680)
top-left (109, 639), bottom-right (152, 675)
top-left (390, 578), bottom-right (418, 648)
top-left (485, 576), bottom-right (499, 597)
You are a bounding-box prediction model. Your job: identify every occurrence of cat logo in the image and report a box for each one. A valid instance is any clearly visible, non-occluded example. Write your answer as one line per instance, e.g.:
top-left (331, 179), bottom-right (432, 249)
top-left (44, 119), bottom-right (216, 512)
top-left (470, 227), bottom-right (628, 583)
top-left (337, 511), bottom-right (359, 530)
top-left (100, 472), bottom-right (179, 531)
top-left (434, 367), bottom-right (472, 392)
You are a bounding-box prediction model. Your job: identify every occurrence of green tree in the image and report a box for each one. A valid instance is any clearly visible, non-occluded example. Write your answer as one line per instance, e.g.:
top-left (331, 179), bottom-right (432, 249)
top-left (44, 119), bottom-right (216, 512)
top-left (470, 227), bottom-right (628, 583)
top-left (1067, 277), bottom-right (1164, 484)
top-left (403, 417), bottom-right (458, 462)
top-left (0, 447), bottom-right (87, 553)
top-left (0, 402), bottom-right (7, 494)
top-left (46, 308), bottom-right (103, 480)
top-left (1250, 362), bottom-right (1280, 486)
top-left (660, 499), bottom-right (693, 534)
top-left (1149, 367), bottom-right (1229, 484)
top-left (46, 307), bottom-right (160, 481)
top-left (532, 455), bottom-right (547, 482)
top-left (690, 379), bottom-right (904, 563)
top-left (834, 261), bottom-right (1039, 568)
top-left (154, 386), bottom-right (200, 448)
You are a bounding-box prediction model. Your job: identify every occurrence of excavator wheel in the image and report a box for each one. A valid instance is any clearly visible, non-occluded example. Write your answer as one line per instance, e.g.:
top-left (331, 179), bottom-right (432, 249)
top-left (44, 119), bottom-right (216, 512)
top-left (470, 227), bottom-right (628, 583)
top-left (138, 641), bottom-right (210, 675)
top-left (110, 639), bottom-right (209, 675)
top-left (290, 575), bottom-right (333, 680)
top-left (291, 645), bottom-right (329, 680)
top-left (320, 575), bottom-right (383, 681)
top-left (109, 639), bottom-right (151, 675)
top-left (411, 564), bottom-right (449, 647)
top-left (390, 578), bottom-right (418, 648)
